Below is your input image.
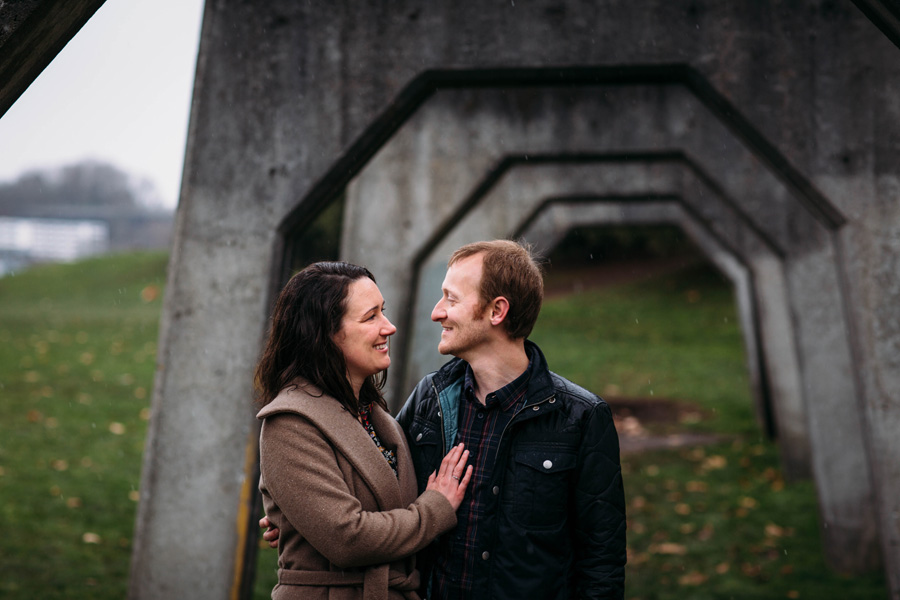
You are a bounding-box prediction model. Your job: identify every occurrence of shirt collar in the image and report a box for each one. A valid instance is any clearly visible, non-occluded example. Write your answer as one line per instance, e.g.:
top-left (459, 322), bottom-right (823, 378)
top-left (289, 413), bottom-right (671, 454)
top-left (463, 355), bottom-right (533, 411)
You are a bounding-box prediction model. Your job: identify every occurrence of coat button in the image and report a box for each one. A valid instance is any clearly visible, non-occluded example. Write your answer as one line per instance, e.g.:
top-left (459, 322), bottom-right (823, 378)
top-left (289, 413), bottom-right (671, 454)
top-left (415, 433), bottom-right (423, 442)
top-left (492, 486), bottom-right (500, 495)
top-left (482, 551), bottom-right (490, 560)
top-left (543, 460), bottom-right (553, 470)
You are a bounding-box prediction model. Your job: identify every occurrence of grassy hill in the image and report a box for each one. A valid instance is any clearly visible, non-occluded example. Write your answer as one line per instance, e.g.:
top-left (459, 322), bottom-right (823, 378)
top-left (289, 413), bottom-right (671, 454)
top-left (0, 252), bottom-right (886, 599)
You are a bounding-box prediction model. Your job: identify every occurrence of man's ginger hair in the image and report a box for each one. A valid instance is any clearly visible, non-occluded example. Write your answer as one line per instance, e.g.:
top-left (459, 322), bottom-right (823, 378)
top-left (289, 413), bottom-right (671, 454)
top-left (448, 239), bottom-right (544, 340)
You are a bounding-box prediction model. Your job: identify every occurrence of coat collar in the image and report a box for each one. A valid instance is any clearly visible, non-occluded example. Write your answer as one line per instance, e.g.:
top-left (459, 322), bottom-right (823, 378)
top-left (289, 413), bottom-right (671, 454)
top-left (258, 381), bottom-right (416, 509)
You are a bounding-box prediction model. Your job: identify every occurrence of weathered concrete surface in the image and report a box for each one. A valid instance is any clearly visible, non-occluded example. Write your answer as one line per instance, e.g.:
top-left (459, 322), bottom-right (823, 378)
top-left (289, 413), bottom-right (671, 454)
top-left (125, 1), bottom-right (900, 597)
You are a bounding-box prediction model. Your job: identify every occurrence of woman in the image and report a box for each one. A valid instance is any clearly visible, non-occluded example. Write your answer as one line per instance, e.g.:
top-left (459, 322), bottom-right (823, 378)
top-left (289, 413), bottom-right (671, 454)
top-left (255, 261), bottom-right (472, 600)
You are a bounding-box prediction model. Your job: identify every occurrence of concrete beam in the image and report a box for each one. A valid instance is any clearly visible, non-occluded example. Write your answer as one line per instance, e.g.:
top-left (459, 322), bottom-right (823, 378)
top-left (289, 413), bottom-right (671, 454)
top-left (0, 0), bottom-right (107, 118)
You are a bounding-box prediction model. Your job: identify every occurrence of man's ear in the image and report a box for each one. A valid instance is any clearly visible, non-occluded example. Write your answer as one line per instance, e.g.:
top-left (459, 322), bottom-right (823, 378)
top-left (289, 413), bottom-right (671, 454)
top-left (489, 297), bottom-right (510, 326)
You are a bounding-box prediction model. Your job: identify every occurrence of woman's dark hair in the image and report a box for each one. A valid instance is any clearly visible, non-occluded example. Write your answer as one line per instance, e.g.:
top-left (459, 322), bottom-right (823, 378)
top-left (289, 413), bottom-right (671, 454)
top-left (254, 261), bottom-right (387, 414)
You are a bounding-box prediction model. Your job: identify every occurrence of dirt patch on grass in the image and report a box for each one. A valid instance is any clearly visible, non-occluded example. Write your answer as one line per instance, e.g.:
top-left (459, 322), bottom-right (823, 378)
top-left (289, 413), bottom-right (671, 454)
top-left (607, 396), bottom-right (726, 454)
top-left (543, 256), bottom-right (729, 453)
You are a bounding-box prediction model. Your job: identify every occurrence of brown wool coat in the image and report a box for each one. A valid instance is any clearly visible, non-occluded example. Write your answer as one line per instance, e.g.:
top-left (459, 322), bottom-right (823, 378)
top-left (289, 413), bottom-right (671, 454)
top-left (257, 381), bottom-right (457, 600)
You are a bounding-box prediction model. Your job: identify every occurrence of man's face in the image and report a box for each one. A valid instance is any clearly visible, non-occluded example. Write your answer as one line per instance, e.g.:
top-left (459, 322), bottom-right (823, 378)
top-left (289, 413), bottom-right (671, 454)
top-left (431, 254), bottom-right (491, 358)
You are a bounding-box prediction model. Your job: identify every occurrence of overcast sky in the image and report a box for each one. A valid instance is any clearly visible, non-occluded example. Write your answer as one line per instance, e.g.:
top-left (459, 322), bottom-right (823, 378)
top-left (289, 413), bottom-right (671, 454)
top-left (0, 0), bottom-right (205, 210)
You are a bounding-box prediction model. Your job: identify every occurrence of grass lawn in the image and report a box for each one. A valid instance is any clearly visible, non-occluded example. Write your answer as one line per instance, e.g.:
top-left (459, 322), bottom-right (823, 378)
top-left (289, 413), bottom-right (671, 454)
top-left (0, 251), bottom-right (166, 598)
top-left (0, 252), bottom-right (886, 599)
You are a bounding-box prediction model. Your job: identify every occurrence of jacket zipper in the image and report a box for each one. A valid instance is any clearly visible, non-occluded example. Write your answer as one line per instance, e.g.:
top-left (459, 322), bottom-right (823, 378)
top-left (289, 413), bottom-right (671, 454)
top-left (431, 380), bottom-right (445, 454)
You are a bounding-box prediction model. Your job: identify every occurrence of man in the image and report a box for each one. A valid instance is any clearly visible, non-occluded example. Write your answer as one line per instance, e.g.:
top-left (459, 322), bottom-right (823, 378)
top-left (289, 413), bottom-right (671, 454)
top-left (264, 240), bottom-right (626, 599)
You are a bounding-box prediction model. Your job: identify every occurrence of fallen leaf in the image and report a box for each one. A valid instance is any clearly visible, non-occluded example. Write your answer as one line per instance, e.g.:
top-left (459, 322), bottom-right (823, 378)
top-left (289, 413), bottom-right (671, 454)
top-left (703, 455), bottom-right (727, 470)
top-left (82, 533), bottom-right (101, 544)
top-left (650, 542), bottom-right (687, 555)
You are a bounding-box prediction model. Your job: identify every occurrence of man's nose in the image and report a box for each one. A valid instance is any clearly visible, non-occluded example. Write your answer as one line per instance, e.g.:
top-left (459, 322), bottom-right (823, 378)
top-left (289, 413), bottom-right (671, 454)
top-left (431, 299), bottom-right (445, 322)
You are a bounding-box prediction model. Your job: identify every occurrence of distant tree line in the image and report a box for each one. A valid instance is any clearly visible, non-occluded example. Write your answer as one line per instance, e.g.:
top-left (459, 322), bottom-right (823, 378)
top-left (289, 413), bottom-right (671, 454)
top-left (0, 160), bottom-right (174, 251)
top-left (0, 160), bottom-right (168, 216)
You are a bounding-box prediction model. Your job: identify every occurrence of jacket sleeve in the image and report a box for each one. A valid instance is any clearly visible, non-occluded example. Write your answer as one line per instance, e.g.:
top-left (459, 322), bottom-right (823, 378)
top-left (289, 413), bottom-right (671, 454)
top-left (571, 401), bottom-right (627, 599)
top-left (259, 413), bottom-right (457, 569)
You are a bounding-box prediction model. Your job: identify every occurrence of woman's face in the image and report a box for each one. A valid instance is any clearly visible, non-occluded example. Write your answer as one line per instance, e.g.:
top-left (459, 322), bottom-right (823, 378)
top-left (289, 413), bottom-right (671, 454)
top-left (333, 277), bottom-right (397, 395)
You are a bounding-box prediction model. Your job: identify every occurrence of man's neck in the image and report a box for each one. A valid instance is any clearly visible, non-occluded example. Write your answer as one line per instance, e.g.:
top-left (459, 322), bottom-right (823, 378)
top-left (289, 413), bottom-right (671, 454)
top-left (464, 339), bottom-right (529, 405)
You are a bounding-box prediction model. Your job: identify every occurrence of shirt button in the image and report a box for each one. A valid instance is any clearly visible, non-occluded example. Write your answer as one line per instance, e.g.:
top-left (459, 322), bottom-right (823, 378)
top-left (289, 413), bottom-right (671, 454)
top-left (415, 433), bottom-right (423, 442)
top-left (492, 486), bottom-right (500, 495)
top-left (543, 460), bottom-right (553, 470)
top-left (477, 412), bottom-right (484, 419)
top-left (482, 551), bottom-right (490, 560)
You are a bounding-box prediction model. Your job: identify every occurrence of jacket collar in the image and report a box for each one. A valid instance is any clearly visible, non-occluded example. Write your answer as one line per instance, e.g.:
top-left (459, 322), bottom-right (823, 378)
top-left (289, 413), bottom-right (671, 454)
top-left (434, 339), bottom-right (556, 407)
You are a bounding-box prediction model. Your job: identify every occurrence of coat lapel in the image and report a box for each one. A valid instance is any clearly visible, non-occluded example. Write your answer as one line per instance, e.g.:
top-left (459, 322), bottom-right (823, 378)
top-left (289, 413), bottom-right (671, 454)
top-left (369, 404), bottom-right (419, 504)
top-left (258, 383), bottom-right (403, 510)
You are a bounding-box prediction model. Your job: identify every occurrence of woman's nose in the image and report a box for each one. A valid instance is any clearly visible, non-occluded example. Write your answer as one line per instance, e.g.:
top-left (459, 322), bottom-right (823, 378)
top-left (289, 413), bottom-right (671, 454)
top-left (382, 316), bottom-right (397, 336)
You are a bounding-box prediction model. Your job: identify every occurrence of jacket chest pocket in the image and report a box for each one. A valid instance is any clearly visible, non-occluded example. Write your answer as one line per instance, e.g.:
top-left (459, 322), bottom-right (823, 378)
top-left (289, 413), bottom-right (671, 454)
top-left (501, 448), bottom-right (577, 528)
top-left (408, 418), bottom-right (441, 492)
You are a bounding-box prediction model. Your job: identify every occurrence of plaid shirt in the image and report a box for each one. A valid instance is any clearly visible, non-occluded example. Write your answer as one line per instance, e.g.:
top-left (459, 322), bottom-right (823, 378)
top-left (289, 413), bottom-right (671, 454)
top-left (430, 361), bottom-right (531, 599)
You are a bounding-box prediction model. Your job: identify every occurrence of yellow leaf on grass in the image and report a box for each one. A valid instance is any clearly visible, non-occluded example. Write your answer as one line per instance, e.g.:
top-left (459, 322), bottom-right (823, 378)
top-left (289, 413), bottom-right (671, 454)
top-left (650, 542), bottom-right (687, 555)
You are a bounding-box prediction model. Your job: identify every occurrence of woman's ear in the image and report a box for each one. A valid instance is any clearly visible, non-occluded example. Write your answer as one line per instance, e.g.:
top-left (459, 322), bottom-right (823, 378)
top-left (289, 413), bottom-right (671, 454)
top-left (489, 297), bottom-right (510, 326)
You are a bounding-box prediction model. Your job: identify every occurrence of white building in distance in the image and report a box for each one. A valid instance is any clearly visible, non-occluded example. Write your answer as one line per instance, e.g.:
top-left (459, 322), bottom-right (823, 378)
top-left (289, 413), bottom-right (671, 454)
top-left (0, 216), bottom-right (109, 275)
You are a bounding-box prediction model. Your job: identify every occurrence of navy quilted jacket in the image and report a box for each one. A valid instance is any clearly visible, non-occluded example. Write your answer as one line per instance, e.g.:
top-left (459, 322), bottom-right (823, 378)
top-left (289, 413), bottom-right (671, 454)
top-left (396, 340), bottom-right (626, 599)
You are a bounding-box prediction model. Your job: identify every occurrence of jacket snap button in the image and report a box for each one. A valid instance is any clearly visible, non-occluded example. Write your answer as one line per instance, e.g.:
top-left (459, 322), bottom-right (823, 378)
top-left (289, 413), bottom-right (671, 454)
top-left (549, 398), bottom-right (556, 403)
top-left (482, 551), bottom-right (490, 560)
top-left (415, 433), bottom-right (423, 442)
top-left (543, 460), bottom-right (553, 470)
top-left (532, 406), bottom-right (540, 411)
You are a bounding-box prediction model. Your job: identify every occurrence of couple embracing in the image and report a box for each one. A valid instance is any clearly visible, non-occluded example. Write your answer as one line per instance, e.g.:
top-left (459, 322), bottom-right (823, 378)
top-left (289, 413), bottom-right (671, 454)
top-left (255, 240), bottom-right (626, 600)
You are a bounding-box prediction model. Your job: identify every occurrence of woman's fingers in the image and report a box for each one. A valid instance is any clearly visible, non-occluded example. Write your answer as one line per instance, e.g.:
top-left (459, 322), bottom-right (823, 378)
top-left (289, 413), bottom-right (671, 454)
top-left (451, 450), bottom-right (470, 481)
top-left (437, 443), bottom-right (464, 479)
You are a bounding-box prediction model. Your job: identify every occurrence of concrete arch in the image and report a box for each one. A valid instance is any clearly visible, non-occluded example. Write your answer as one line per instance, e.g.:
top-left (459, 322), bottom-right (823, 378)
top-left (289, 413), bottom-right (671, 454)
top-left (520, 196), bottom-right (769, 423)
top-left (339, 85), bottom-right (875, 571)
top-left (404, 161), bottom-right (807, 483)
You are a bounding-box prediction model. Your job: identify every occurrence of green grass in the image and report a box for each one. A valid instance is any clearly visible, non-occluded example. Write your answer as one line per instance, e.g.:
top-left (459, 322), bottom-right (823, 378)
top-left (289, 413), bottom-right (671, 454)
top-left (531, 264), bottom-right (887, 600)
top-left (0, 252), bottom-right (166, 598)
top-left (0, 254), bottom-right (887, 599)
